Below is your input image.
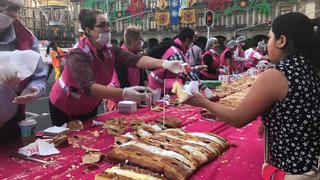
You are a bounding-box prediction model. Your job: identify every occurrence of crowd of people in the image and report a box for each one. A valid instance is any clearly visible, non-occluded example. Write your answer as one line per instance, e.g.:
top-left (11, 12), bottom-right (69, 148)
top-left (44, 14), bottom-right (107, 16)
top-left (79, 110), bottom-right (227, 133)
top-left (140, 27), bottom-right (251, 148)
top-left (0, 0), bottom-right (319, 179)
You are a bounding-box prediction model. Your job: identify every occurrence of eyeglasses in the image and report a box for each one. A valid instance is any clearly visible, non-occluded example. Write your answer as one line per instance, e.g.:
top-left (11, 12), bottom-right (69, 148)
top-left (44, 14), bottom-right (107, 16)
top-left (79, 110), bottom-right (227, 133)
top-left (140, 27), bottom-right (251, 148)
top-left (94, 22), bottom-right (111, 29)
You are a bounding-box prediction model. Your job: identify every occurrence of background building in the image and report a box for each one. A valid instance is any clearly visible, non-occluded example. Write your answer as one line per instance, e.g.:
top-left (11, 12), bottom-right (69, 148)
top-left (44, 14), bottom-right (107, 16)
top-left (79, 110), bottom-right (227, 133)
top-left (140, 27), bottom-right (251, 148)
top-left (19, 0), bottom-right (320, 49)
top-left (92, 0), bottom-right (320, 49)
top-left (19, 0), bottom-right (82, 48)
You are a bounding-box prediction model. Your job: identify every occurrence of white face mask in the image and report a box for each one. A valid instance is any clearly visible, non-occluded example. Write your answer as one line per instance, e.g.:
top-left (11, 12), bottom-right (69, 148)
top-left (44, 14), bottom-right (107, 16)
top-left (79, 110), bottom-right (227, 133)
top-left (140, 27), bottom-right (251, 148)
top-left (0, 13), bottom-right (14, 30)
top-left (95, 32), bottom-right (111, 46)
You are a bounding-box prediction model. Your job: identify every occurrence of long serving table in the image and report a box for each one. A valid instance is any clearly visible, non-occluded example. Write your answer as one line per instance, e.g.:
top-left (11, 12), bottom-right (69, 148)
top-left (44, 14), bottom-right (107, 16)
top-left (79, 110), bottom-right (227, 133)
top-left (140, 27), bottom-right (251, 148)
top-left (0, 105), bottom-right (263, 180)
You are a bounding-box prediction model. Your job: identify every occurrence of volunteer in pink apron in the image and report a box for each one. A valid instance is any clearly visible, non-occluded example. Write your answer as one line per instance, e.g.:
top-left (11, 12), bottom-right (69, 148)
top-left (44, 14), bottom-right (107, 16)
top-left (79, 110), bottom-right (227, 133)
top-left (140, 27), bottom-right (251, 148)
top-left (107, 25), bottom-right (147, 111)
top-left (0, 0), bottom-right (47, 144)
top-left (186, 12), bottom-right (320, 179)
top-left (220, 40), bottom-right (237, 75)
top-left (49, 9), bottom-right (184, 126)
top-left (234, 36), bottom-right (247, 73)
top-left (148, 27), bottom-right (197, 92)
top-left (199, 37), bottom-right (221, 80)
top-left (244, 40), bottom-right (269, 70)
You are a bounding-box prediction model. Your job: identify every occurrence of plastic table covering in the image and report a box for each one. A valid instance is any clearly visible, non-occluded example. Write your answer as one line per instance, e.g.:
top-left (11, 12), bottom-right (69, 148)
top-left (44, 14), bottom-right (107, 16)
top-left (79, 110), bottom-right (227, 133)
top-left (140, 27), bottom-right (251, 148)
top-left (0, 105), bottom-right (264, 180)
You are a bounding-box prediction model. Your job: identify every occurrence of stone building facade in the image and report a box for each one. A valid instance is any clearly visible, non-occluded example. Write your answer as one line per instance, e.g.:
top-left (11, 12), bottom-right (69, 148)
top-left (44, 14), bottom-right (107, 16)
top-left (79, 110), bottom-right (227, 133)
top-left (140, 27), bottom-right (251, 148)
top-left (108, 0), bottom-right (319, 47)
top-left (19, 0), bottom-right (81, 47)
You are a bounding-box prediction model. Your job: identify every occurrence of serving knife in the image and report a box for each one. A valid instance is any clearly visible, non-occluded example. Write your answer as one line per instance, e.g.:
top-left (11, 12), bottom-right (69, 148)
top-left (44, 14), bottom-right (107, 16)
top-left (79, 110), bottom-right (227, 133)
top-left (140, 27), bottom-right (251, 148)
top-left (10, 153), bottom-right (52, 165)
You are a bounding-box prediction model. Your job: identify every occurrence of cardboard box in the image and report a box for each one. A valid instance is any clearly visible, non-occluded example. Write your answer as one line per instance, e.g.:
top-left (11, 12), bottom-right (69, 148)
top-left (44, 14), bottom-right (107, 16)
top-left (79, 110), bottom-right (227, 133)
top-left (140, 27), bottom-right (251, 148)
top-left (118, 101), bottom-right (137, 114)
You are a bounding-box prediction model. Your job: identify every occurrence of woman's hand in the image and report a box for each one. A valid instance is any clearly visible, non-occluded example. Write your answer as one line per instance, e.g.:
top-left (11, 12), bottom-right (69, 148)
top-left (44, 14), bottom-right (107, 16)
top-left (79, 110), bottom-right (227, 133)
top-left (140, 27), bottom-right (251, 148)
top-left (13, 86), bottom-right (40, 104)
top-left (192, 65), bottom-right (208, 71)
top-left (122, 86), bottom-right (151, 102)
top-left (184, 92), bottom-right (210, 108)
top-left (162, 60), bottom-right (184, 74)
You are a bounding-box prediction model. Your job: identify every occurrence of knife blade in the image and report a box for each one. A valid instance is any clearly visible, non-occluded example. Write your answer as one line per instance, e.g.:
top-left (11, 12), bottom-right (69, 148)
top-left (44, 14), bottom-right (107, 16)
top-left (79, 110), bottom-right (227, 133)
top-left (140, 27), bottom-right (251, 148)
top-left (10, 153), bottom-right (52, 165)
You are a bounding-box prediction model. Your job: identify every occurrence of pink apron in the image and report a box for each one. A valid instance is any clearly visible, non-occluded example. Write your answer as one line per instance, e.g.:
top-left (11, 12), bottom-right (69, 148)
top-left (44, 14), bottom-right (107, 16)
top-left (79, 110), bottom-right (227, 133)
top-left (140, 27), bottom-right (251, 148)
top-left (110, 44), bottom-right (140, 87)
top-left (200, 49), bottom-right (221, 80)
top-left (148, 38), bottom-right (188, 92)
top-left (49, 38), bottom-right (115, 115)
top-left (220, 48), bottom-right (235, 75)
top-left (107, 44), bottom-right (141, 111)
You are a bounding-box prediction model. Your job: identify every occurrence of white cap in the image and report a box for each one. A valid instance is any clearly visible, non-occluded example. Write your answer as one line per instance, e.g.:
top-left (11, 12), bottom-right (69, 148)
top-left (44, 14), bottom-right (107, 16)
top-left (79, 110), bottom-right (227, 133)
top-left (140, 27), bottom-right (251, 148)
top-left (8, 0), bottom-right (23, 6)
top-left (225, 40), bottom-right (237, 49)
top-left (78, 28), bottom-right (84, 33)
top-left (257, 40), bottom-right (266, 52)
top-left (236, 36), bottom-right (246, 43)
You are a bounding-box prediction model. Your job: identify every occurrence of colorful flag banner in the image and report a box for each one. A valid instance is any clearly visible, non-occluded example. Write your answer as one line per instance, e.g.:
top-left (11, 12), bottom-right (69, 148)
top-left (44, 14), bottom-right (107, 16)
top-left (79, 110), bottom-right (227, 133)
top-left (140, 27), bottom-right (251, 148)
top-left (127, 0), bottom-right (146, 18)
top-left (170, 0), bottom-right (180, 25)
top-left (180, 9), bottom-right (196, 24)
top-left (180, 0), bottom-right (188, 9)
top-left (157, 0), bottom-right (168, 10)
top-left (209, 0), bottom-right (232, 11)
top-left (188, 0), bottom-right (196, 7)
top-left (156, 12), bottom-right (170, 26)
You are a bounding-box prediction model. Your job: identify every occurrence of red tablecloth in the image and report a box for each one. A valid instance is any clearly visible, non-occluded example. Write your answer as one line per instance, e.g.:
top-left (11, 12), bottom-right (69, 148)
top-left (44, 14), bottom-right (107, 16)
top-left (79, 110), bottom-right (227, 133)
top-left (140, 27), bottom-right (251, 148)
top-left (0, 105), bottom-right (263, 180)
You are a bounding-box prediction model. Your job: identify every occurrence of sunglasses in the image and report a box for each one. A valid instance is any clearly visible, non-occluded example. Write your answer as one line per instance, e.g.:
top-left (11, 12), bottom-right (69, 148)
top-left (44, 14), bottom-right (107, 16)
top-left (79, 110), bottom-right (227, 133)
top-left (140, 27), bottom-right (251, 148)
top-left (94, 22), bottom-right (110, 28)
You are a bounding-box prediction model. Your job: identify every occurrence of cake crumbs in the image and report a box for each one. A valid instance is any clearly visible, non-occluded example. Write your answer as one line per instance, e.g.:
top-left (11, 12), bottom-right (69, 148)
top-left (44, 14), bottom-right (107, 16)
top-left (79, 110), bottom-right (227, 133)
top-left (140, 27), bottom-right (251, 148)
top-left (92, 130), bottom-right (100, 137)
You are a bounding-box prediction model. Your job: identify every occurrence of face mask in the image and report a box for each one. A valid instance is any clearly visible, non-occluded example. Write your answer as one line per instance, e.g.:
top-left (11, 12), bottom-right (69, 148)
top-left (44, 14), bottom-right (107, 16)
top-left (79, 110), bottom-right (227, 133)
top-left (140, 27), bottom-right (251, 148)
top-left (95, 32), bottom-right (111, 46)
top-left (0, 13), bottom-right (14, 30)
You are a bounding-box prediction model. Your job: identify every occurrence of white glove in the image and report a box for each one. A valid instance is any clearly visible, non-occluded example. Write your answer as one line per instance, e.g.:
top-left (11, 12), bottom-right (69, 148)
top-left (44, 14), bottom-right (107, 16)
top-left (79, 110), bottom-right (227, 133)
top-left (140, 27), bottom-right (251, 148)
top-left (122, 86), bottom-right (151, 102)
top-left (12, 86), bottom-right (40, 104)
top-left (162, 60), bottom-right (184, 74)
top-left (0, 65), bottom-right (19, 86)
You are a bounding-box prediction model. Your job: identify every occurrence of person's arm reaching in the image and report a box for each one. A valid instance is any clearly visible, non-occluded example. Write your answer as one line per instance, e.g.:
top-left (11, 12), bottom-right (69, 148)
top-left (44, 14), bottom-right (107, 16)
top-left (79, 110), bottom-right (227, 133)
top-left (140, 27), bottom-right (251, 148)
top-left (234, 49), bottom-right (247, 62)
top-left (253, 51), bottom-right (269, 61)
top-left (67, 50), bottom-right (150, 102)
top-left (114, 46), bottom-right (184, 74)
top-left (13, 57), bottom-right (47, 104)
top-left (185, 69), bottom-right (288, 128)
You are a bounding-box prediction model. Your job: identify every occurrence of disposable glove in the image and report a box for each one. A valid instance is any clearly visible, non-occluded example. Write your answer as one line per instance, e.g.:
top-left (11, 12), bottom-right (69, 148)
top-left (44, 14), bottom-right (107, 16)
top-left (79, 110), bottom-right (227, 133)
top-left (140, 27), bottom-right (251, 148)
top-left (0, 65), bottom-right (19, 86)
top-left (13, 86), bottom-right (40, 104)
top-left (122, 86), bottom-right (151, 102)
top-left (162, 60), bottom-right (184, 74)
top-left (192, 65), bottom-right (208, 71)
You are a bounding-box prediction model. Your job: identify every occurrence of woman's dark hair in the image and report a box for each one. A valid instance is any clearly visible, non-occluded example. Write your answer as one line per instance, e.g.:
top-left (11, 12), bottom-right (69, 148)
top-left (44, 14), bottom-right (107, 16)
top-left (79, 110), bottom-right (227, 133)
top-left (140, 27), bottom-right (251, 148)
top-left (177, 27), bottom-right (195, 42)
top-left (272, 12), bottom-right (320, 68)
top-left (49, 42), bottom-right (57, 51)
top-left (49, 42), bottom-right (55, 48)
top-left (78, 9), bottom-right (103, 32)
top-left (46, 45), bottom-right (50, 55)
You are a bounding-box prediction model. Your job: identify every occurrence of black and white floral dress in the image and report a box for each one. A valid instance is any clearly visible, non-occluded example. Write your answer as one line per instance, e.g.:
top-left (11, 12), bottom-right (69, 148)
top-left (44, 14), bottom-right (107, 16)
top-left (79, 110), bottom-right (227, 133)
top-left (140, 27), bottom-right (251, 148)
top-left (261, 53), bottom-right (320, 174)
